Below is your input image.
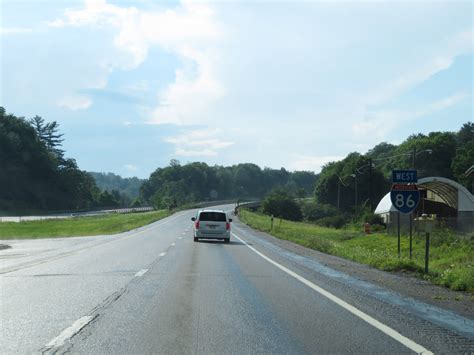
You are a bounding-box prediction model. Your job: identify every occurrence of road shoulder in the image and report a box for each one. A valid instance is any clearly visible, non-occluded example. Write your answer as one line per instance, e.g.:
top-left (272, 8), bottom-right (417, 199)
top-left (234, 217), bottom-right (473, 319)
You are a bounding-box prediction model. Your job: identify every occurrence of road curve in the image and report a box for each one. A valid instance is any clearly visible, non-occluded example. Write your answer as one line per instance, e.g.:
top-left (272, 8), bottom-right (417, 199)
top-left (0, 205), bottom-right (472, 354)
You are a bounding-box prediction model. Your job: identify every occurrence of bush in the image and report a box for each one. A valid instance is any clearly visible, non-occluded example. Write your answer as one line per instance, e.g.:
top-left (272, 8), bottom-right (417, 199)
top-left (362, 211), bottom-right (385, 226)
top-left (262, 189), bottom-right (303, 221)
top-left (316, 215), bottom-right (347, 229)
top-left (301, 200), bottom-right (338, 221)
top-left (131, 198), bottom-right (142, 208)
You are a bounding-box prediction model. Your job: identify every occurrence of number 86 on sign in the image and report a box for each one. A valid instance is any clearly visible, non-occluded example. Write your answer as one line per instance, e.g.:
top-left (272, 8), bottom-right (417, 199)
top-left (390, 184), bottom-right (420, 214)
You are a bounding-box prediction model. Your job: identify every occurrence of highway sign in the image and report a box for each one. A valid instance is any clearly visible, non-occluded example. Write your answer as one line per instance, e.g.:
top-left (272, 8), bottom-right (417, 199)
top-left (392, 170), bottom-right (417, 183)
top-left (390, 183), bottom-right (420, 214)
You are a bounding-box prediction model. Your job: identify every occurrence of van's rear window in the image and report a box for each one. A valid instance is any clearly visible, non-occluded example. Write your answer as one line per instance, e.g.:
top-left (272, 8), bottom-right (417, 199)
top-left (199, 212), bottom-right (226, 222)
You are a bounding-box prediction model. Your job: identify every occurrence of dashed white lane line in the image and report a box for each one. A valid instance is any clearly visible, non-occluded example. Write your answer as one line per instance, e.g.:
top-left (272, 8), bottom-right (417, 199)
top-left (171, 243), bottom-right (176, 246)
top-left (159, 252), bottom-right (166, 257)
top-left (1, 211), bottom-right (187, 275)
top-left (231, 232), bottom-right (433, 355)
top-left (44, 316), bottom-right (93, 350)
top-left (135, 269), bottom-right (148, 277)
top-left (178, 237), bottom-right (183, 240)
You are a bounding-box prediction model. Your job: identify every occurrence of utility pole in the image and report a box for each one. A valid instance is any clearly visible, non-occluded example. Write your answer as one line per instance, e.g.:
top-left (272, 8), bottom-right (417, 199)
top-left (354, 174), bottom-right (358, 208)
top-left (368, 157), bottom-right (373, 211)
top-left (409, 146), bottom-right (417, 259)
top-left (337, 179), bottom-right (341, 212)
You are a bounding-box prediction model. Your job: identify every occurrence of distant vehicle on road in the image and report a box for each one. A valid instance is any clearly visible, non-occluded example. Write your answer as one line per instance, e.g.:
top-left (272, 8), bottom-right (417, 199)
top-left (192, 209), bottom-right (232, 243)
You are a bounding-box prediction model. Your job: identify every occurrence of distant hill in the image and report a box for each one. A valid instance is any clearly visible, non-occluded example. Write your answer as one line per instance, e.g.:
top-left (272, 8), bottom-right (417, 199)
top-left (88, 172), bottom-right (144, 200)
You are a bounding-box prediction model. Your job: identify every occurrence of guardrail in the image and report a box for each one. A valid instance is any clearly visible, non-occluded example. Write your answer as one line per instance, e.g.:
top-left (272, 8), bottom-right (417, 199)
top-left (0, 206), bottom-right (155, 223)
top-left (237, 201), bottom-right (261, 209)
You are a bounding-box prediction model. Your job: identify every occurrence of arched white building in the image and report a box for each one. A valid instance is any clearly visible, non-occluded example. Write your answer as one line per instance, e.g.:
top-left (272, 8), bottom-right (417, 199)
top-left (375, 177), bottom-right (474, 233)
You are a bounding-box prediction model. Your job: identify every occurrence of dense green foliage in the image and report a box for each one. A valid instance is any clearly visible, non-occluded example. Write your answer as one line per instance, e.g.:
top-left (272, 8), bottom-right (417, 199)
top-left (140, 160), bottom-right (318, 209)
top-left (262, 189), bottom-right (303, 221)
top-left (0, 107), bottom-right (99, 213)
top-left (89, 172), bottom-right (143, 201)
top-left (314, 122), bottom-right (473, 213)
top-left (3, 104), bottom-right (470, 220)
top-left (0, 210), bottom-right (170, 239)
top-left (0, 108), bottom-right (132, 213)
top-left (240, 209), bottom-right (474, 293)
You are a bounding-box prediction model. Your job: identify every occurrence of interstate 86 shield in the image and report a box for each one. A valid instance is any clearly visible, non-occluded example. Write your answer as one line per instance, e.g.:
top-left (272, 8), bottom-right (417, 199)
top-left (390, 183), bottom-right (420, 214)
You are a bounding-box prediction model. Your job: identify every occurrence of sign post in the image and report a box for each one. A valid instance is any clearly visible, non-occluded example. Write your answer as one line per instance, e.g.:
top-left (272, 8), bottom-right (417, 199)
top-left (416, 214), bottom-right (434, 273)
top-left (390, 170), bottom-right (420, 258)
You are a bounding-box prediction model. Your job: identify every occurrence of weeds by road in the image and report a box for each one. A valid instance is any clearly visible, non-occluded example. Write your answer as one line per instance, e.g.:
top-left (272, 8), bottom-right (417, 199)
top-left (239, 209), bottom-right (473, 293)
top-left (0, 210), bottom-right (171, 239)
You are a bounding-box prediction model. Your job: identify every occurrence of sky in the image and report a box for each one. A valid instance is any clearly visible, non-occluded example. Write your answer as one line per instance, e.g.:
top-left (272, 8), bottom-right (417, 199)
top-left (1, 0), bottom-right (472, 178)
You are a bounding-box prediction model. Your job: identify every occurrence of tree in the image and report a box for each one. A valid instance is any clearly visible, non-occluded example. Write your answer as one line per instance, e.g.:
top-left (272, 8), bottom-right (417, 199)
top-left (456, 122), bottom-right (473, 145)
top-left (452, 140), bottom-right (474, 192)
top-left (262, 189), bottom-right (303, 221)
top-left (0, 107), bottom-right (99, 212)
top-left (29, 116), bottom-right (64, 159)
top-left (89, 172), bottom-right (143, 201)
top-left (314, 153), bottom-right (389, 212)
top-left (301, 200), bottom-right (337, 222)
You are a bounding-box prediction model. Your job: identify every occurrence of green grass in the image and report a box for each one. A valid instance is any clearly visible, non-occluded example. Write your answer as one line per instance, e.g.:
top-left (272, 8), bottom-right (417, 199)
top-left (239, 209), bottom-right (474, 293)
top-left (0, 210), bottom-right (172, 239)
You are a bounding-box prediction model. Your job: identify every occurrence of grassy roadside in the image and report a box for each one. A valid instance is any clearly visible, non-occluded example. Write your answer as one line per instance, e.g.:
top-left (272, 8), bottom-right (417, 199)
top-left (239, 209), bottom-right (474, 293)
top-left (0, 210), bottom-right (172, 239)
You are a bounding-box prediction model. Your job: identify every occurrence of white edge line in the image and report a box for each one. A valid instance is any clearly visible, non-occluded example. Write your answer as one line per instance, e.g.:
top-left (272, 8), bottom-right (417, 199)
top-left (45, 315), bottom-right (93, 349)
top-left (159, 252), bottom-right (166, 257)
top-left (231, 232), bottom-right (433, 355)
top-left (135, 269), bottom-right (148, 277)
top-left (0, 212), bottom-right (186, 275)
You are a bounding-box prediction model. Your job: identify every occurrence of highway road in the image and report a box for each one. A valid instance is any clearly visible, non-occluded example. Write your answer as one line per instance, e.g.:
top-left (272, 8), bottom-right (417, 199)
top-left (1, 205), bottom-right (473, 354)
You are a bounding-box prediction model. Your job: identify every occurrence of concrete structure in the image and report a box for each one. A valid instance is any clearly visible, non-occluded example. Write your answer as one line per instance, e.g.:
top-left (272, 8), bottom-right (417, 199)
top-left (375, 177), bottom-right (474, 233)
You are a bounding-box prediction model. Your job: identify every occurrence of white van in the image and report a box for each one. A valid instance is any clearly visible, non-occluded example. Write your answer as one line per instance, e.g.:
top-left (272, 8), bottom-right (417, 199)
top-left (191, 209), bottom-right (232, 243)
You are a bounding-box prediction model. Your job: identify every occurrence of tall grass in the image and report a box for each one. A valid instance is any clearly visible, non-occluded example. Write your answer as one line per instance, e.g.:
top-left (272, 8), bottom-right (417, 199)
top-left (0, 210), bottom-right (171, 239)
top-left (239, 209), bottom-right (474, 293)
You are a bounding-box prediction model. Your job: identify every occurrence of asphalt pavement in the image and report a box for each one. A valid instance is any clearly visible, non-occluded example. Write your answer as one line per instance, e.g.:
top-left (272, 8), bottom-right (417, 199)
top-left (1, 205), bottom-right (473, 354)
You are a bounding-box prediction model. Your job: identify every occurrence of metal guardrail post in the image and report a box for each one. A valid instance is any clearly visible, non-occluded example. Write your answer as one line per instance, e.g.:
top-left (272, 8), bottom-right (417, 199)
top-left (425, 232), bottom-right (430, 274)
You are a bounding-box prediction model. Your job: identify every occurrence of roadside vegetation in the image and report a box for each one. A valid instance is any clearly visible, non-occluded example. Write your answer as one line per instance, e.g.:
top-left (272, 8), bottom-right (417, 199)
top-left (239, 209), bottom-right (474, 293)
top-left (0, 108), bottom-right (143, 214)
top-left (0, 210), bottom-right (171, 239)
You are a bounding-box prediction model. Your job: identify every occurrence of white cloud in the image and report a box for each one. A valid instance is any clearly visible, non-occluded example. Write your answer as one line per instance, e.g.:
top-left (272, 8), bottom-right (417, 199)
top-left (353, 92), bottom-right (470, 140)
top-left (366, 29), bottom-right (473, 106)
top-left (164, 128), bottom-right (234, 157)
top-left (50, 0), bottom-right (223, 124)
top-left (124, 164), bottom-right (138, 171)
top-left (3, 1), bottom-right (471, 174)
top-left (126, 80), bottom-right (149, 92)
top-left (430, 92), bottom-right (469, 111)
top-left (366, 57), bottom-right (454, 106)
top-left (150, 46), bottom-right (223, 125)
top-left (57, 95), bottom-right (92, 110)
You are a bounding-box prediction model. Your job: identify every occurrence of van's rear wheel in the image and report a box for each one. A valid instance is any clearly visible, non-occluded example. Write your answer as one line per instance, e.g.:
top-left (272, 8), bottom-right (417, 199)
top-left (224, 238), bottom-right (230, 243)
top-left (194, 237), bottom-right (198, 242)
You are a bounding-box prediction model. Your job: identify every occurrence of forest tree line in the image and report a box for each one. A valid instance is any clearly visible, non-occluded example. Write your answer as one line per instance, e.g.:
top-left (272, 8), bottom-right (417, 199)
top-left (139, 160), bottom-right (318, 209)
top-left (1, 107), bottom-right (471, 216)
top-left (313, 122), bottom-right (473, 216)
top-left (0, 108), bottom-right (130, 213)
